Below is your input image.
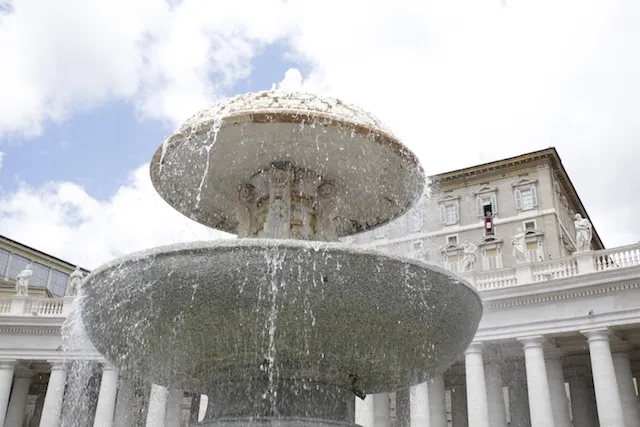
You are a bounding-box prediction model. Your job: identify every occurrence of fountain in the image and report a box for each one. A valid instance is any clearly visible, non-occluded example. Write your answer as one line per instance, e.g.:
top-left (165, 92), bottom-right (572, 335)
top-left (80, 91), bottom-right (482, 426)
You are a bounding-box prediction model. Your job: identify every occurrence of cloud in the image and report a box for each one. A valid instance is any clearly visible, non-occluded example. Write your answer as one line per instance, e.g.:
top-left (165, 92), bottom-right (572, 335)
top-left (0, 151), bottom-right (4, 170)
top-left (0, 0), bottom-right (293, 136)
top-left (2, 0), bottom-right (640, 261)
top-left (0, 164), bottom-right (229, 268)
top-left (279, 0), bottom-right (640, 247)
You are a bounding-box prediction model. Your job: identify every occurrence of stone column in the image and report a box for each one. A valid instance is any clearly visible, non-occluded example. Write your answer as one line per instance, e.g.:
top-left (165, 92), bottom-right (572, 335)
top-left (0, 360), bottom-right (16, 427)
top-left (582, 329), bottom-right (625, 427)
top-left (93, 363), bottom-right (118, 427)
top-left (485, 363), bottom-right (507, 427)
top-left (145, 384), bottom-right (168, 427)
top-left (566, 370), bottom-right (597, 427)
top-left (165, 389), bottom-right (183, 427)
top-left (429, 375), bottom-right (447, 427)
top-left (356, 395), bottom-right (374, 427)
top-left (450, 384), bottom-right (468, 427)
top-left (518, 336), bottom-right (554, 427)
top-left (613, 351), bottom-right (640, 427)
top-left (40, 361), bottom-right (68, 427)
top-left (545, 357), bottom-right (571, 427)
top-left (372, 393), bottom-right (392, 427)
top-left (464, 342), bottom-right (490, 427)
top-left (409, 382), bottom-right (430, 427)
top-left (5, 366), bottom-right (32, 427)
top-left (189, 394), bottom-right (201, 424)
top-left (113, 378), bottom-right (135, 427)
top-left (507, 366), bottom-right (531, 427)
top-left (396, 388), bottom-right (410, 427)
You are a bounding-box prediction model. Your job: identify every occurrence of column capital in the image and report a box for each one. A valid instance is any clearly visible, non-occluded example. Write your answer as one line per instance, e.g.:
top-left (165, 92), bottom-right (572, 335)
top-left (47, 361), bottom-right (67, 372)
top-left (464, 341), bottom-right (484, 355)
top-left (0, 360), bottom-right (16, 370)
top-left (581, 328), bottom-right (611, 342)
top-left (517, 335), bottom-right (548, 348)
top-left (13, 365), bottom-right (33, 379)
top-left (100, 361), bottom-right (118, 372)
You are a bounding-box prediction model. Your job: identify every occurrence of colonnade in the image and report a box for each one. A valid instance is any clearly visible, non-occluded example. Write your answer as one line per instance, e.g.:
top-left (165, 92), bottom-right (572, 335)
top-left (358, 328), bottom-right (640, 427)
top-left (3, 328), bottom-right (640, 426)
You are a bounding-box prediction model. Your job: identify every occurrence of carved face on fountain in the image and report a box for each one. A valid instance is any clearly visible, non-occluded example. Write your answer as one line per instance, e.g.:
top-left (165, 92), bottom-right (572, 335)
top-left (80, 90), bottom-right (483, 427)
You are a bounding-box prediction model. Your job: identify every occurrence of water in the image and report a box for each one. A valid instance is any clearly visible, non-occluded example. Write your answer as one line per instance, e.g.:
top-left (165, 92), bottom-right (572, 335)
top-left (60, 293), bottom-right (100, 427)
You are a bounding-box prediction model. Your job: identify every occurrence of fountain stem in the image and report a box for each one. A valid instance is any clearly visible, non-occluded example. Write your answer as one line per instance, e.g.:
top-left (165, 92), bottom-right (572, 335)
top-left (237, 163), bottom-right (339, 241)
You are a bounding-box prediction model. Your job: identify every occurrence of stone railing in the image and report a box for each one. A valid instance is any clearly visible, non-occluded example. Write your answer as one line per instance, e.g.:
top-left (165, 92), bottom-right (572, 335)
top-left (462, 242), bottom-right (640, 291)
top-left (0, 296), bottom-right (74, 317)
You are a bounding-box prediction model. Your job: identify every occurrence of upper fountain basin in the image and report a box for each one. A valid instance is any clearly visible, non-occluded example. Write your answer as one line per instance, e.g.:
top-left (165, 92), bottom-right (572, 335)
top-left (150, 91), bottom-right (425, 237)
top-left (80, 239), bottom-right (482, 394)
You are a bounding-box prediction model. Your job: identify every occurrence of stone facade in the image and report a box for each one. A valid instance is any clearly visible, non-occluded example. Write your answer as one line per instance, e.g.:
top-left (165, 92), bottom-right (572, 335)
top-left (354, 148), bottom-right (604, 275)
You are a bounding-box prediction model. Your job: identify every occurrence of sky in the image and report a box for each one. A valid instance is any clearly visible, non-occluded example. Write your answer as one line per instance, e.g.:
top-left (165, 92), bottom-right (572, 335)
top-left (0, 0), bottom-right (639, 269)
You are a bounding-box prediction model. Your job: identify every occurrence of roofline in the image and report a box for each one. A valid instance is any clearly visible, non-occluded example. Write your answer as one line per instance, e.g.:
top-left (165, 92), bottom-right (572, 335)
top-left (430, 147), bottom-right (605, 250)
top-left (0, 234), bottom-right (89, 273)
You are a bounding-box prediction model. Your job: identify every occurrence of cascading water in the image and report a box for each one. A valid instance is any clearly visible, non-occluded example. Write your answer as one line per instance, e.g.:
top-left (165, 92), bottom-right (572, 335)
top-left (60, 293), bottom-right (100, 426)
top-left (76, 90), bottom-right (483, 426)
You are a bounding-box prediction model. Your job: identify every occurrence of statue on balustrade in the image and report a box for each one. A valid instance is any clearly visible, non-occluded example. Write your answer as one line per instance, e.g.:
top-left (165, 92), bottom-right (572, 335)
top-left (574, 213), bottom-right (593, 253)
top-left (15, 263), bottom-right (32, 296)
top-left (461, 240), bottom-right (478, 272)
top-left (66, 266), bottom-right (85, 297)
top-left (511, 228), bottom-right (528, 264)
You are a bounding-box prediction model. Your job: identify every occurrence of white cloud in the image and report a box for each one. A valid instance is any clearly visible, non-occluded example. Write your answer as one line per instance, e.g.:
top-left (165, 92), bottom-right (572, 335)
top-left (0, 151), bottom-right (4, 170)
top-left (2, 0), bottom-right (640, 264)
top-left (0, 164), bottom-right (229, 268)
top-left (0, 0), bottom-right (294, 136)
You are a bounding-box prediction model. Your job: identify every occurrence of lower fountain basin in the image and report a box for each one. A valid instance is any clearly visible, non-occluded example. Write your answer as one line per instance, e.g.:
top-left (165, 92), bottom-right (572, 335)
top-left (81, 239), bottom-right (481, 394)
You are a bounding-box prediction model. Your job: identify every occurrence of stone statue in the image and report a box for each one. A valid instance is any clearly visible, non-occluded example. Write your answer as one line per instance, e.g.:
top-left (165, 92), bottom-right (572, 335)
top-left (66, 266), bottom-right (85, 297)
top-left (461, 240), bottom-right (478, 272)
top-left (15, 263), bottom-right (32, 296)
top-left (574, 213), bottom-right (593, 253)
top-left (511, 228), bottom-right (528, 264)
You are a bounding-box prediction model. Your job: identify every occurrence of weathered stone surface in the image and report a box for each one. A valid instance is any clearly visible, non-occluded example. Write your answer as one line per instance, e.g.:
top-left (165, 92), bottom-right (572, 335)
top-left (81, 239), bottom-right (482, 395)
top-left (150, 91), bottom-right (424, 237)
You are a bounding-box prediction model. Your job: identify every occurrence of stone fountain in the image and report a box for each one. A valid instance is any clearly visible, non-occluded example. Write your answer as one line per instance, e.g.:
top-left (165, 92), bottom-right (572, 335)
top-left (80, 91), bottom-right (482, 426)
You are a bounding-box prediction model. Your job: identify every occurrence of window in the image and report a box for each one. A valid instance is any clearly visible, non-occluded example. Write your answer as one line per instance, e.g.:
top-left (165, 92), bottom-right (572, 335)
top-left (406, 206), bottom-right (424, 233)
top-left (515, 186), bottom-right (538, 211)
top-left (479, 236), bottom-right (504, 270)
top-left (524, 220), bottom-right (536, 230)
top-left (0, 249), bottom-right (9, 276)
top-left (526, 241), bottom-right (542, 262)
top-left (7, 254), bottom-right (30, 280)
top-left (483, 248), bottom-right (500, 270)
top-left (512, 178), bottom-right (539, 212)
top-left (30, 262), bottom-right (51, 288)
top-left (440, 202), bottom-right (459, 225)
top-left (444, 254), bottom-right (460, 273)
top-left (476, 194), bottom-right (498, 217)
top-left (446, 235), bottom-right (459, 245)
top-left (48, 270), bottom-right (69, 296)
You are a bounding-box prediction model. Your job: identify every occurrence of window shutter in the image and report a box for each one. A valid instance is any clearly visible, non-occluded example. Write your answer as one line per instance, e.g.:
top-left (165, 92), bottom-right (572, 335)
top-left (454, 201), bottom-right (460, 223)
top-left (476, 197), bottom-right (483, 217)
top-left (440, 204), bottom-right (446, 224)
top-left (531, 186), bottom-right (538, 207)
top-left (514, 189), bottom-right (522, 209)
top-left (491, 194), bottom-right (498, 215)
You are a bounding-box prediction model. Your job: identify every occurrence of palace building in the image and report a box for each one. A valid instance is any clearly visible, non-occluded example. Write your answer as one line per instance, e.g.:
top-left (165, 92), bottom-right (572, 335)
top-left (1, 147), bottom-right (639, 427)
